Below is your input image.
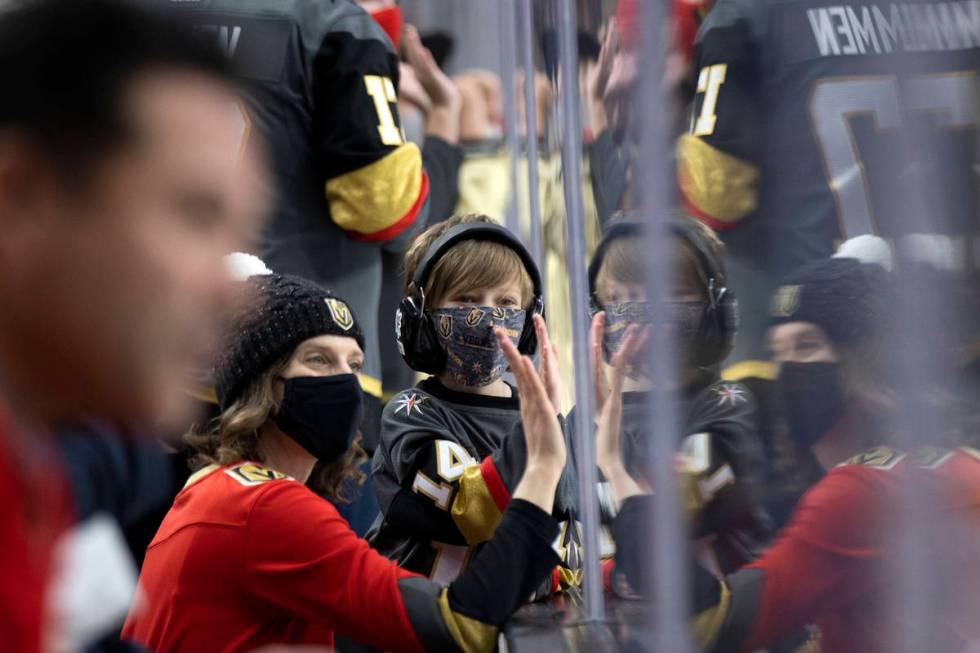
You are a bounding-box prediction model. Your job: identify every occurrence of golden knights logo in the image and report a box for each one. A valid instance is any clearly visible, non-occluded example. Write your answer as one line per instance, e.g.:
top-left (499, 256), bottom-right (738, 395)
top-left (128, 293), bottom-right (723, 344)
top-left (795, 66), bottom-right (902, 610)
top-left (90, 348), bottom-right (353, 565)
top-left (438, 314), bottom-right (453, 338)
top-left (770, 284), bottom-right (801, 318)
top-left (465, 308), bottom-right (485, 327)
top-left (227, 462), bottom-right (289, 486)
top-left (491, 306), bottom-right (507, 319)
top-left (325, 297), bottom-right (354, 331)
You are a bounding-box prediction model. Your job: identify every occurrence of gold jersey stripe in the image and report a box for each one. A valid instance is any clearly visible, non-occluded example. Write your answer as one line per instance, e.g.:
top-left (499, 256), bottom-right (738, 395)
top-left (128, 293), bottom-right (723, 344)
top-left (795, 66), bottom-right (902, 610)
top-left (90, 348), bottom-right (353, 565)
top-left (436, 588), bottom-right (498, 653)
top-left (325, 142), bottom-right (423, 237)
top-left (184, 464), bottom-right (220, 489)
top-left (692, 576), bottom-right (732, 650)
top-left (451, 465), bottom-right (505, 545)
top-left (358, 373), bottom-right (382, 398)
top-left (677, 133), bottom-right (760, 224)
top-left (722, 360), bottom-right (777, 382)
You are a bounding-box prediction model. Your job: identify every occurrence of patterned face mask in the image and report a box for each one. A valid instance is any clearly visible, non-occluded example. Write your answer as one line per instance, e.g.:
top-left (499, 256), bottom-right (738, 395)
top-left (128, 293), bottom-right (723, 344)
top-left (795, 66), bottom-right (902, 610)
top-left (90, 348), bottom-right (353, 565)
top-left (428, 306), bottom-right (526, 387)
top-left (602, 300), bottom-right (705, 360)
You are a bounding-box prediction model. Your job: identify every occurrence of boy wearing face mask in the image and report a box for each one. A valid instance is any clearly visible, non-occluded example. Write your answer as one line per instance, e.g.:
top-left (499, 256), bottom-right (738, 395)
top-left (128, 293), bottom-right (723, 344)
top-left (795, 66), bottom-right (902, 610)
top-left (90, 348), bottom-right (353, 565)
top-left (368, 214), bottom-right (580, 596)
top-left (582, 217), bottom-right (772, 577)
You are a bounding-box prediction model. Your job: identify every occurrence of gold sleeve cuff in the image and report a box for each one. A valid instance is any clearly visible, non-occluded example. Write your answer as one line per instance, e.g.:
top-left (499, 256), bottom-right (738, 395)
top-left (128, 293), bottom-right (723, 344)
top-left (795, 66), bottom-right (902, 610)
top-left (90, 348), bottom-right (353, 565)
top-left (451, 465), bottom-right (505, 545)
top-left (325, 142), bottom-right (423, 236)
top-left (693, 576), bottom-right (732, 650)
top-left (677, 133), bottom-right (760, 225)
top-left (437, 588), bottom-right (499, 653)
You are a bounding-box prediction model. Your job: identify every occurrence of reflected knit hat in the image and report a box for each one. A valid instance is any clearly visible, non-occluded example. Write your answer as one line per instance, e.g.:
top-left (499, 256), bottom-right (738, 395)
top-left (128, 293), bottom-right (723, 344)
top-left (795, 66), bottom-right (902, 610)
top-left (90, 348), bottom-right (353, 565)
top-left (769, 256), bottom-right (888, 348)
top-left (213, 273), bottom-right (364, 410)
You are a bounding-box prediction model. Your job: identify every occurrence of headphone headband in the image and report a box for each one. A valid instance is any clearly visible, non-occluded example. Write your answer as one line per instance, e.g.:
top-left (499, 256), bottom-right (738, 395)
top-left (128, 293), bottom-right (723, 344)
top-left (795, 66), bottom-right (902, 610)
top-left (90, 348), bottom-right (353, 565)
top-left (587, 219), bottom-right (725, 299)
top-left (412, 222), bottom-right (543, 304)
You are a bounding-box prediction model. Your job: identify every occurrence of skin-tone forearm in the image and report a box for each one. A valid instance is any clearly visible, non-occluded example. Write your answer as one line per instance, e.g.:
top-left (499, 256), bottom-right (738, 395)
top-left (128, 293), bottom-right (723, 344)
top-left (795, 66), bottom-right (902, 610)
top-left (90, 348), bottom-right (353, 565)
top-left (598, 459), bottom-right (646, 510)
top-left (404, 25), bottom-right (461, 145)
top-left (425, 104), bottom-right (461, 144)
top-left (512, 462), bottom-right (562, 514)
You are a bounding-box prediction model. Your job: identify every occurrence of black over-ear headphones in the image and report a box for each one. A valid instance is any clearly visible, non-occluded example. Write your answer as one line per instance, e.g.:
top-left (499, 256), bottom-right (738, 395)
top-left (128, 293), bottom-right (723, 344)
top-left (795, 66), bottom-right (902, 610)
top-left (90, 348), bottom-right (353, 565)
top-left (587, 219), bottom-right (738, 366)
top-left (395, 222), bottom-right (546, 374)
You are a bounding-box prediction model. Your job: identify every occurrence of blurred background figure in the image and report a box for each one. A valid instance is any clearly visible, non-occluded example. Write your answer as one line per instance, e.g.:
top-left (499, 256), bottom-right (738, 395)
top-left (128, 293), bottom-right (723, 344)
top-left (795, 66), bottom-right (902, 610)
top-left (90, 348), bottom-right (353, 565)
top-left (0, 0), bottom-right (267, 650)
top-left (677, 0), bottom-right (980, 381)
top-left (170, 0), bottom-right (431, 528)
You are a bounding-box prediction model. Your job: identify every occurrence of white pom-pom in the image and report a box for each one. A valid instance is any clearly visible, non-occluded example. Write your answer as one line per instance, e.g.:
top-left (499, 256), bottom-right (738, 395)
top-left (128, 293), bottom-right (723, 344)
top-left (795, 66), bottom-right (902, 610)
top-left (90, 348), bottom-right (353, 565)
top-left (224, 252), bottom-right (273, 281)
top-left (833, 235), bottom-right (893, 271)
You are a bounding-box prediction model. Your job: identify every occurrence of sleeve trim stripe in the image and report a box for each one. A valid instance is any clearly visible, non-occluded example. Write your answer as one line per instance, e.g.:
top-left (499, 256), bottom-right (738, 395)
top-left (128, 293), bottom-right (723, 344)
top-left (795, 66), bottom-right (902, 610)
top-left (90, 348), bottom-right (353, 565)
top-left (721, 360), bottom-right (777, 382)
top-left (683, 195), bottom-right (741, 232)
top-left (325, 142), bottom-right (426, 239)
top-left (601, 558), bottom-right (616, 593)
top-left (350, 170), bottom-right (429, 242)
top-left (437, 588), bottom-right (499, 653)
top-left (480, 456), bottom-right (511, 513)
top-left (694, 577), bottom-right (732, 651)
top-left (677, 133), bottom-right (759, 227)
top-left (451, 465), bottom-right (504, 544)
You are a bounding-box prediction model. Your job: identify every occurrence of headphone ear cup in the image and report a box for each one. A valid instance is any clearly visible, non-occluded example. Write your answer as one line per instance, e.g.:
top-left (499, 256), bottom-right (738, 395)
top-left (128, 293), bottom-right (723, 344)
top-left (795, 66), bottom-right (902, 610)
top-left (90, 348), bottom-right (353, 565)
top-left (718, 293), bottom-right (738, 357)
top-left (517, 296), bottom-right (545, 355)
top-left (396, 296), bottom-right (446, 374)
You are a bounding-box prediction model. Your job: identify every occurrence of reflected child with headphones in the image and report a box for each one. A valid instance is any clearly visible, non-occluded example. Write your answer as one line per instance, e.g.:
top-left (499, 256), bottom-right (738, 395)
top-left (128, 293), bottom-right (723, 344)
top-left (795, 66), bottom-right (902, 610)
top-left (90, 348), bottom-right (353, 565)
top-left (366, 213), bottom-right (580, 597)
top-left (581, 215), bottom-right (773, 581)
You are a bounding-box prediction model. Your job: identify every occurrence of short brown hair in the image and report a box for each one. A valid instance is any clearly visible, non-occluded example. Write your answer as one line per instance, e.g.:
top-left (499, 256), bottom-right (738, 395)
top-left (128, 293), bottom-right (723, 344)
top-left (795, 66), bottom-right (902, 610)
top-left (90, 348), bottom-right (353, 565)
top-left (595, 217), bottom-right (726, 303)
top-left (185, 356), bottom-right (366, 503)
top-left (403, 214), bottom-right (535, 309)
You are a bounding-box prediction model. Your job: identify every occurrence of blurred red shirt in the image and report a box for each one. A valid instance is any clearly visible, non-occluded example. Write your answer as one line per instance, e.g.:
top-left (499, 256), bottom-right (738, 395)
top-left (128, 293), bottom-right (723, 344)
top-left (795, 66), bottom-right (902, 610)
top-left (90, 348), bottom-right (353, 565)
top-left (122, 462), bottom-right (424, 653)
top-left (744, 447), bottom-right (980, 653)
top-left (0, 400), bottom-right (73, 653)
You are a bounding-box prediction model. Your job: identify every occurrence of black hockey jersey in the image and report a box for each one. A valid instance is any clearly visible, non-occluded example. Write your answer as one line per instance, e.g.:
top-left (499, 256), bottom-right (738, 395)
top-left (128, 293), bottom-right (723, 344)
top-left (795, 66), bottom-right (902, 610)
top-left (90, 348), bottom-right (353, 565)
top-left (171, 0), bottom-right (430, 437)
top-left (682, 0), bottom-right (979, 268)
top-left (367, 378), bottom-right (580, 598)
top-left (174, 0), bottom-right (428, 246)
top-left (679, 0), bottom-right (979, 359)
top-left (570, 376), bottom-right (773, 575)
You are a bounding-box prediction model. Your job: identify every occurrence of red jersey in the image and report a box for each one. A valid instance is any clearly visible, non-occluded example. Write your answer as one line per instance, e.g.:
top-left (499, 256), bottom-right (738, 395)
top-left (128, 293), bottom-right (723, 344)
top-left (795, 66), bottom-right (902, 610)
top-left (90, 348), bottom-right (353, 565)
top-left (744, 446), bottom-right (980, 653)
top-left (0, 401), bottom-right (72, 653)
top-left (122, 461), bottom-right (424, 653)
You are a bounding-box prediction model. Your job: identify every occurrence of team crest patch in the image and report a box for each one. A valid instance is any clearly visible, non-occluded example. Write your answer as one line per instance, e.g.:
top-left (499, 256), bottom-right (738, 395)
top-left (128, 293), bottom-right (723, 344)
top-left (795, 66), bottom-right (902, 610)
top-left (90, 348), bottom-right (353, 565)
top-left (491, 306), bottom-right (507, 319)
top-left (465, 307), bottom-right (486, 327)
top-left (226, 463), bottom-right (289, 486)
top-left (325, 297), bottom-right (354, 331)
top-left (770, 284), bottom-right (801, 318)
top-left (438, 314), bottom-right (453, 338)
top-left (842, 446), bottom-right (905, 470)
top-left (714, 383), bottom-right (747, 407)
top-left (394, 392), bottom-right (426, 417)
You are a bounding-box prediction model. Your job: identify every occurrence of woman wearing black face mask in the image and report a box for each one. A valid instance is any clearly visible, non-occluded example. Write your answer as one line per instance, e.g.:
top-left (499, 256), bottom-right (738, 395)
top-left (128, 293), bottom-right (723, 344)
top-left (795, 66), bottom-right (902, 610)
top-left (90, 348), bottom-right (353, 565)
top-left (122, 272), bottom-right (569, 653)
top-left (767, 254), bottom-right (892, 471)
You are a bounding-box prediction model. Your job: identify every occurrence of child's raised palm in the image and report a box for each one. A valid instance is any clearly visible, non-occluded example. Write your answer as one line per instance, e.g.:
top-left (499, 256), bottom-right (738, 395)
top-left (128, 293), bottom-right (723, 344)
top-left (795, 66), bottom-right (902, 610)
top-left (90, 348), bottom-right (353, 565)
top-left (495, 328), bottom-right (565, 471)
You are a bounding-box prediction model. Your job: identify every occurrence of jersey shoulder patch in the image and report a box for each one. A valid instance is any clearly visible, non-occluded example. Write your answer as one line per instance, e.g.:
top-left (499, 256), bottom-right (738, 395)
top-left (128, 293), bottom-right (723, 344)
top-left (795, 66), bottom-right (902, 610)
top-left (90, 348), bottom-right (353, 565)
top-left (841, 446), bottom-right (906, 470)
top-left (390, 390), bottom-right (432, 419)
top-left (225, 462), bottom-right (291, 486)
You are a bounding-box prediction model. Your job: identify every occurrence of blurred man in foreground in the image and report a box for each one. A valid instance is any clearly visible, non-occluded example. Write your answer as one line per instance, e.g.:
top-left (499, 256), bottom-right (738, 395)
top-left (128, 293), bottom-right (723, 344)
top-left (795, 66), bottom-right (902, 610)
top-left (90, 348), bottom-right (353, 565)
top-left (0, 1), bottom-right (267, 649)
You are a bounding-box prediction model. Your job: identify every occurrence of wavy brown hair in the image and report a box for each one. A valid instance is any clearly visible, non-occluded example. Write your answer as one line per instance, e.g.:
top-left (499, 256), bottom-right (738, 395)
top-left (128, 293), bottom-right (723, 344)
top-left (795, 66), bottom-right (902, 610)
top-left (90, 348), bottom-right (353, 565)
top-left (185, 355), bottom-right (366, 503)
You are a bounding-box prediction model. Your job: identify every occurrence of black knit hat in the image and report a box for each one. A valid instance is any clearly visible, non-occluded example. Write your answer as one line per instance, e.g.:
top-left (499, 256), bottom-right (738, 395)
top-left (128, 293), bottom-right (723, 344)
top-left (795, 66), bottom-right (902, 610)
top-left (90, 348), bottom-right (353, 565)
top-left (769, 257), bottom-right (888, 347)
top-left (214, 273), bottom-right (364, 410)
